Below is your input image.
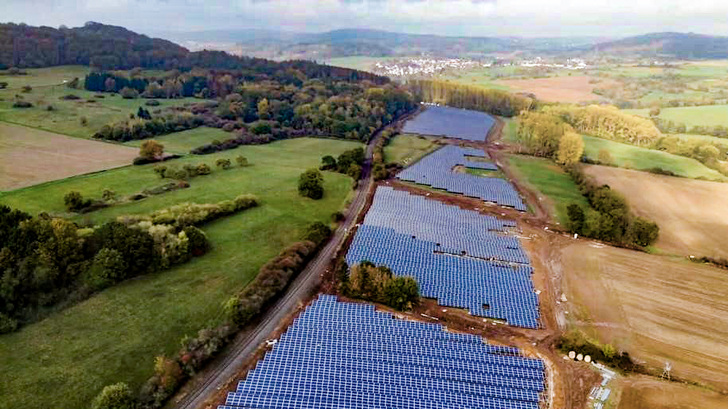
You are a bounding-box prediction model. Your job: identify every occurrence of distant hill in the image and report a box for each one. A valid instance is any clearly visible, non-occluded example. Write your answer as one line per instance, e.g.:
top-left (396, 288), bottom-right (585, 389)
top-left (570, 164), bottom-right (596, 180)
top-left (592, 32), bottom-right (728, 59)
top-left (0, 22), bottom-right (388, 84)
top-left (160, 28), bottom-right (608, 60)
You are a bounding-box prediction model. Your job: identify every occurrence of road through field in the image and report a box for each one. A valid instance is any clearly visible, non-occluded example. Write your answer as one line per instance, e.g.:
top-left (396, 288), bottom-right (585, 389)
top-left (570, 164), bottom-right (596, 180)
top-left (170, 122), bottom-right (384, 409)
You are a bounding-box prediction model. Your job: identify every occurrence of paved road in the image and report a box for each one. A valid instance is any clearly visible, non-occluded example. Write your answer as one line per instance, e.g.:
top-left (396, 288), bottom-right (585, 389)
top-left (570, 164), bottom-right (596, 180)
top-left (173, 130), bottom-right (380, 409)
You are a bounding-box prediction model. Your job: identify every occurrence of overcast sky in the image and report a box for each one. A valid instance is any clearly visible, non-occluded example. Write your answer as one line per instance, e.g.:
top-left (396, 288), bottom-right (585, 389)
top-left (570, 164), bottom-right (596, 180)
top-left (3, 0), bottom-right (728, 38)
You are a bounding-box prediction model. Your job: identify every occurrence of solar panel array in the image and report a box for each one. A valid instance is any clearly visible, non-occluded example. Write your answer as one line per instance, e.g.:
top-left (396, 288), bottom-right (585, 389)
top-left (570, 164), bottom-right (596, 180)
top-left (220, 295), bottom-right (545, 409)
top-left (346, 187), bottom-right (540, 328)
top-left (397, 145), bottom-right (527, 211)
top-left (403, 105), bottom-right (496, 141)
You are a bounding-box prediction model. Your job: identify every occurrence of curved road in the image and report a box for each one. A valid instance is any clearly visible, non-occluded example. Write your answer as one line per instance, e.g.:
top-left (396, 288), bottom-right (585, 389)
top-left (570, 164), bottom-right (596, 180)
top-left (173, 130), bottom-right (381, 409)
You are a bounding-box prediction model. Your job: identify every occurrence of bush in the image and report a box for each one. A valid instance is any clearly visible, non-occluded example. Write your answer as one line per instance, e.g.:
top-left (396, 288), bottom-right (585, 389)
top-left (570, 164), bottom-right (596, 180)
top-left (183, 226), bottom-right (210, 256)
top-left (12, 100), bottom-right (32, 108)
top-left (216, 158), bottom-right (232, 170)
top-left (145, 99), bottom-right (160, 106)
top-left (235, 155), bottom-right (249, 167)
top-left (91, 382), bottom-right (137, 409)
top-left (46, 104), bottom-right (55, 111)
top-left (332, 211), bottom-right (345, 222)
top-left (303, 222), bottom-right (332, 247)
top-left (320, 155), bottom-right (337, 170)
top-left (21, 85), bottom-right (32, 93)
top-left (345, 263), bottom-right (419, 311)
top-left (196, 163), bottom-right (212, 175)
top-left (120, 87), bottom-right (139, 99)
top-left (139, 140), bottom-right (164, 161)
top-left (60, 94), bottom-right (80, 100)
top-left (85, 248), bottom-right (128, 290)
top-left (64, 191), bottom-right (90, 212)
top-left (80, 116), bottom-right (88, 126)
top-left (0, 313), bottom-right (18, 334)
top-left (298, 169), bottom-right (324, 199)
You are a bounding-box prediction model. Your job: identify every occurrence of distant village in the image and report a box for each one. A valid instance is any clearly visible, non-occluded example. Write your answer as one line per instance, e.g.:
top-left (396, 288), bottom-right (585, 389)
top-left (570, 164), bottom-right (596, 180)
top-left (371, 56), bottom-right (589, 77)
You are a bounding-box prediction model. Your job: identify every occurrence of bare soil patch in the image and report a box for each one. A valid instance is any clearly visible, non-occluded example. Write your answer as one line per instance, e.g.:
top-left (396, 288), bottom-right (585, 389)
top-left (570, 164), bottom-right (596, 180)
top-left (0, 122), bottom-right (138, 190)
top-left (617, 375), bottom-right (727, 409)
top-left (584, 165), bottom-right (728, 259)
top-left (561, 241), bottom-right (728, 391)
top-left (495, 76), bottom-right (617, 103)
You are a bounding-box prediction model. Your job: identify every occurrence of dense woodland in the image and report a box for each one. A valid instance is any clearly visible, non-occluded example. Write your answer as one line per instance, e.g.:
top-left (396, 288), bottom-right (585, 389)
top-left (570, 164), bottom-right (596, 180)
top-left (408, 79), bottom-right (534, 117)
top-left (90, 69), bottom-right (417, 145)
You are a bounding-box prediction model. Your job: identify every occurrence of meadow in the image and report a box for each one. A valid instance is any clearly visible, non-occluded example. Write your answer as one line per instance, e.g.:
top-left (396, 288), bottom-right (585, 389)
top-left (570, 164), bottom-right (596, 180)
top-left (124, 126), bottom-right (232, 154)
top-left (504, 154), bottom-right (588, 224)
top-left (584, 165), bottom-right (728, 259)
top-left (581, 134), bottom-right (726, 180)
top-left (625, 104), bottom-right (728, 128)
top-left (616, 375), bottom-right (728, 409)
top-left (0, 122), bottom-right (138, 190)
top-left (0, 138), bottom-right (361, 409)
top-left (0, 66), bottom-right (205, 139)
top-left (383, 133), bottom-right (439, 166)
top-left (561, 241), bottom-right (728, 391)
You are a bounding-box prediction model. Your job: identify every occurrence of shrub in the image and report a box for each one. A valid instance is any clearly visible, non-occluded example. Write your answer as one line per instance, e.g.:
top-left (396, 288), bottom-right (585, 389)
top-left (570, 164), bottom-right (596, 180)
top-left (120, 87), bottom-right (139, 99)
top-left (91, 382), bottom-right (137, 409)
top-left (139, 140), bottom-right (164, 161)
top-left (64, 191), bottom-right (90, 212)
top-left (46, 104), bottom-right (55, 111)
top-left (215, 158), bottom-right (232, 170)
top-left (85, 248), bottom-right (127, 289)
top-left (346, 263), bottom-right (419, 311)
top-left (145, 99), bottom-right (160, 106)
top-left (0, 313), bottom-right (18, 334)
top-left (298, 169), bottom-right (324, 199)
top-left (303, 222), bottom-right (332, 247)
top-left (235, 155), bottom-right (249, 167)
top-left (60, 94), bottom-right (80, 100)
top-left (332, 211), bottom-right (345, 222)
top-left (21, 85), bottom-right (32, 93)
top-left (183, 226), bottom-right (210, 256)
top-left (320, 155), bottom-right (337, 170)
top-left (196, 163), bottom-right (211, 175)
top-left (153, 165), bottom-right (167, 178)
top-left (12, 100), bottom-right (32, 108)
top-left (80, 116), bottom-right (88, 126)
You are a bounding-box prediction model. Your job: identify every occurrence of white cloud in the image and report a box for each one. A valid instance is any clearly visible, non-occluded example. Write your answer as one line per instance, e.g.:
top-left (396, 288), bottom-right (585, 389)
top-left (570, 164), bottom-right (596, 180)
top-left (2, 0), bottom-right (728, 38)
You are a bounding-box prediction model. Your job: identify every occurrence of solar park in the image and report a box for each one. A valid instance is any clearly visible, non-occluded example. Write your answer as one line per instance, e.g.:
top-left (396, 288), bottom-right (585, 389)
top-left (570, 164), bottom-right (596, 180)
top-left (346, 187), bottom-right (540, 328)
top-left (219, 295), bottom-right (546, 409)
top-left (397, 145), bottom-right (527, 210)
top-left (403, 105), bottom-right (497, 141)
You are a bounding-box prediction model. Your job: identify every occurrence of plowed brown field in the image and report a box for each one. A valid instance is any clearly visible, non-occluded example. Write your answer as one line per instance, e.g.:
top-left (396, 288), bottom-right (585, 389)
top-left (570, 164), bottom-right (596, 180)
top-left (494, 76), bottom-right (617, 103)
top-left (584, 165), bottom-right (728, 259)
top-left (0, 122), bottom-right (138, 190)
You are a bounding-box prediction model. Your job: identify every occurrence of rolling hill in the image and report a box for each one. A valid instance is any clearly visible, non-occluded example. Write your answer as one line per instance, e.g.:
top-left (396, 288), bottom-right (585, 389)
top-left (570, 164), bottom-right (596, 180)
top-left (592, 32), bottom-right (728, 59)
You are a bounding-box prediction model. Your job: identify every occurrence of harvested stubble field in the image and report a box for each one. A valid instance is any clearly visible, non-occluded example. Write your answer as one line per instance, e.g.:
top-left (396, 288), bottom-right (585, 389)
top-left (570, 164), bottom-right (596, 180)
top-left (561, 241), bottom-right (728, 391)
top-left (494, 75), bottom-right (617, 103)
top-left (0, 122), bottom-right (138, 190)
top-left (617, 375), bottom-right (728, 409)
top-left (584, 165), bottom-right (728, 259)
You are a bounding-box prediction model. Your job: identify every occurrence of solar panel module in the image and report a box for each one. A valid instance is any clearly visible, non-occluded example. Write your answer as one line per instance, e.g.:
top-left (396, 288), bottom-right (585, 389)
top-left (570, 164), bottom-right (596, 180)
top-left (219, 296), bottom-right (545, 409)
top-left (346, 187), bottom-right (540, 328)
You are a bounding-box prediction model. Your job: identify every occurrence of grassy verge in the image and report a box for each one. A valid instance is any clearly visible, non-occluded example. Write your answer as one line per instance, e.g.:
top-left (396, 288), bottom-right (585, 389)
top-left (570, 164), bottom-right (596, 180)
top-left (505, 154), bottom-right (588, 224)
top-left (384, 134), bottom-right (439, 166)
top-left (581, 135), bottom-right (725, 180)
top-left (124, 127), bottom-right (232, 154)
top-left (0, 138), bottom-right (362, 409)
top-left (624, 104), bottom-right (728, 128)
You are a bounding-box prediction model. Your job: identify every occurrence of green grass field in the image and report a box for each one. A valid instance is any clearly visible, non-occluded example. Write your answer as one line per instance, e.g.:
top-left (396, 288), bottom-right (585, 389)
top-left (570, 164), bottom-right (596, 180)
top-left (384, 134), bottom-right (439, 166)
top-left (625, 105), bottom-right (728, 128)
top-left (501, 117), bottom-right (519, 143)
top-left (0, 66), bottom-right (207, 139)
top-left (581, 135), bottom-right (725, 180)
top-left (505, 154), bottom-right (588, 224)
top-left (124, 127), bottom-right (232, 154)
top-left (0, 138), bottom-right (361, 409)
top-left (674, 133), bottom-right (728, 148)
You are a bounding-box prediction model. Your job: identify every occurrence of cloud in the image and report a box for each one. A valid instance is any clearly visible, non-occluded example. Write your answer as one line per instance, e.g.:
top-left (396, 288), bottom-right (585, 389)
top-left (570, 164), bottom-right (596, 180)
top-left (2, 0), bottom-right (728, 38)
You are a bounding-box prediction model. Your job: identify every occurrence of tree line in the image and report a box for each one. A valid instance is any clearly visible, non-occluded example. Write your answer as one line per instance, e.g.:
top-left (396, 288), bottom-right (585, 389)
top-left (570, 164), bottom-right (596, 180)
top-left (407, 79), bottom-right (534, 117)
top-left (516, 111), bottom-right (584, 165)
top-left (544, 105), bottom-right (661, 146)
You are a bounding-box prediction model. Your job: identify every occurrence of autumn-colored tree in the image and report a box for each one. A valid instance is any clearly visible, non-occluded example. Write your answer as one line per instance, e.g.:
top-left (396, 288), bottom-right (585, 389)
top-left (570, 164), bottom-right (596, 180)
top-left (557, 131), bottom-right (584, 165)
top-left (140, 140), bottom-right (164, 160)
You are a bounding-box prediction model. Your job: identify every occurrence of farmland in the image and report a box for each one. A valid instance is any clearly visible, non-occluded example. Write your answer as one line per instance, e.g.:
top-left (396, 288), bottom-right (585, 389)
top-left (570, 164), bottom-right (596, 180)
top-left (493, 76), bottom-right (615, 103)
top-left (561, 241), bottom-right (728, 391)
top-left (383, 133), bottom-right (439, 165)
top-left (124, 126), bottom-right (231, 154)
top-left (624, 104), bottom-right (728, 128)
top-left (0, 138), bottom-right (361, 409)
top-left (616, 376), bottom-right (728, 409)
top-left (0, 122), bottom-right (138, 190)
top-left (581, 135), bottom-right (726, 180)
top-left (505, 154), bottom-right (588, 224)
top-left (583, 165), bottom-right (728, 259)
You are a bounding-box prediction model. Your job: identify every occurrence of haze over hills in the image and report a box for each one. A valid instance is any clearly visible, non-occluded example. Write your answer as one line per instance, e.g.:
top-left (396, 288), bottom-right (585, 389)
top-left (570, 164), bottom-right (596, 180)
top-left (156, 28), bottom-right (728, 61)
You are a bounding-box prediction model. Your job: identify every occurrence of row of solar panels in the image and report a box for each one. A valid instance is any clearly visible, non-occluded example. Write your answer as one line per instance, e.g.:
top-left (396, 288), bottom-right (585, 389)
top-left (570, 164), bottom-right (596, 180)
top-left (402, 105), bottom-right (496, 142)
top-left (220, 296), bottom-right (545, 409)
top-left (396, 145), bottom-right (527, 210)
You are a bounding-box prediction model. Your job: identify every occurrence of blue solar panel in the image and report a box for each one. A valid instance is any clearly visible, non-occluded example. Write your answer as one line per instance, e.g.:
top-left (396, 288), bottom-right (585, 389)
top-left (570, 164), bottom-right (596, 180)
top-left (346, 187), bottom-right (540, 328)
top-left (402, 105), bottom-right (496, 141)
top-left (218, 296), bottom-right (545, 409)
top-left (396, 145), bottom-right (527, 211)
